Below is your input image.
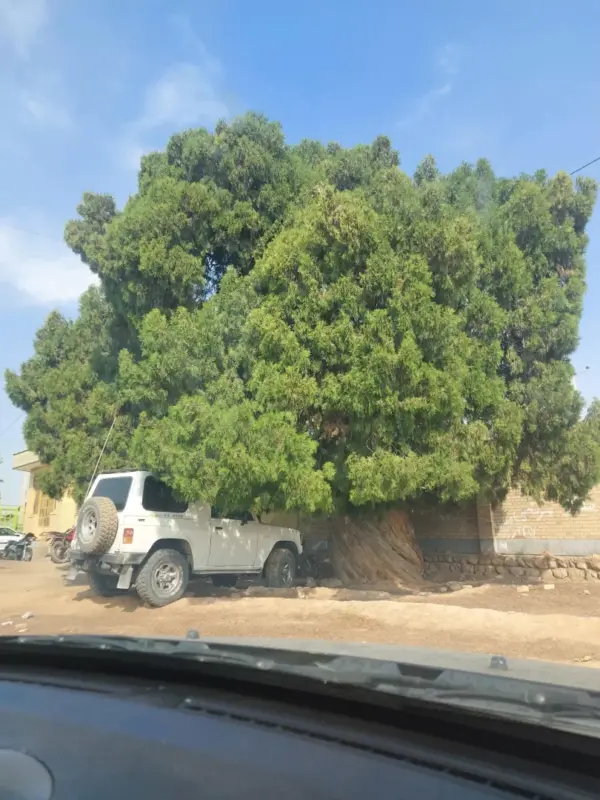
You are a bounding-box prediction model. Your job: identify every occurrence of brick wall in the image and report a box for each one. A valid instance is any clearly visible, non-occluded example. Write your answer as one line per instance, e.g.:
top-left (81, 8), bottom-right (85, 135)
top-left (266, 486), bottom-right (600, 559)
top-left (411, 504), bottom-right (480, 554)
top-left (416, 488), bottom-right (600, 558)
top-left (492, 487), bottom-right (600, 555)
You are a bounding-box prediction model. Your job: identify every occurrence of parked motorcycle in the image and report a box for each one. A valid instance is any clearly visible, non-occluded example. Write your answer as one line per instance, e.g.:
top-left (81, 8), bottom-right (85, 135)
top-left (48, 526), bottom-right (75, 564)
top-left (2, 532), bottom-right (36, 562)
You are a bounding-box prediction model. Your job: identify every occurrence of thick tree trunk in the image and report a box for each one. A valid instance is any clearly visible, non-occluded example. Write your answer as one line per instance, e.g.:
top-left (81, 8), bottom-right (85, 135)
top-left (331, 509), bottom-right (425, 589)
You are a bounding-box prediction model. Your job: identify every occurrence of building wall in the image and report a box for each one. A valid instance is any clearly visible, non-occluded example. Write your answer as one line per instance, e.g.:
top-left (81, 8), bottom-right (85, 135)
top-left (491, 487), bottom-right (600, 556)
top-left (21, 468), bottom-right (78, 537)
top-left (266, 490), bottom-right (600, 558)
top-left (411, 504), bottom-right (480, 554)
top-left (235, 484), bottom-right (600, 561)
top-left (413, 488), bottom-right (600, 558)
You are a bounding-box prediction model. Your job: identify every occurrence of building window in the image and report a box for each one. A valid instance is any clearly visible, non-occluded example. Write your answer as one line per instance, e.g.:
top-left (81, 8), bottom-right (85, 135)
top-left (38, 495), bottom-right (54, 528)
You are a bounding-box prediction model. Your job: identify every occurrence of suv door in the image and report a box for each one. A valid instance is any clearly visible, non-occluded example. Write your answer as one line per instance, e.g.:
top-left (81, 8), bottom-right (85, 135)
top-left (208, 510), bottom-right (259, 568)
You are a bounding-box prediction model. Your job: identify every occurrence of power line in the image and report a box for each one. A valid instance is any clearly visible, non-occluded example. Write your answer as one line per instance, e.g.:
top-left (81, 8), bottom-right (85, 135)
top-left (0, 413), bottom-right (24, 440)
top-left (1, 223), bottom-right (63, 243)
top-left (570, 156), bottom-right (600, 176)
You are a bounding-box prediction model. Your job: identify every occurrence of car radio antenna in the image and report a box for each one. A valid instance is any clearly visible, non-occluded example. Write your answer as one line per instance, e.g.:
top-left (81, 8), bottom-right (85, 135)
top-left (85, 409), bottom-right (119, 498)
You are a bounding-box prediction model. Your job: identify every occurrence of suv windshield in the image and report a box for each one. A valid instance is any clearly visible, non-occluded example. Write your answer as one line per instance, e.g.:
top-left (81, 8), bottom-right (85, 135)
top-left (91, 477), bottom-right (133, 512)
top-left (3, 2), bottom-right (600, 736)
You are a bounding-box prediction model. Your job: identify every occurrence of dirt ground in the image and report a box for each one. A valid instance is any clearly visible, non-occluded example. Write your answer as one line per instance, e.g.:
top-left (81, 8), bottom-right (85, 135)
top-left (2, 547), bottom-right (600, 667)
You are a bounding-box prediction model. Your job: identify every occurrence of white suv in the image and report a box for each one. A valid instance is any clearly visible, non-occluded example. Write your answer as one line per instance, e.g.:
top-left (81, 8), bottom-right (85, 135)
top-left (67, 470), bottom-right (303, 607)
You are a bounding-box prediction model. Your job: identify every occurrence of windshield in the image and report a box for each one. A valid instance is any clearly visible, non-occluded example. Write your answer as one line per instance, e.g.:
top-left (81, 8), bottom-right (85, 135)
top-left (1, 0), bottom-right (600, 735)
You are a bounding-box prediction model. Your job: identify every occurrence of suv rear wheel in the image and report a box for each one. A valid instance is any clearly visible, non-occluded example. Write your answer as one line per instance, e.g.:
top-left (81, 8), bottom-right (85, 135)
top-left (135, 549), bottom-right (189, 607)
top-left (89, 572), bottom-right (126, 598)
top-left (264, 547), bottom-right (296, 588)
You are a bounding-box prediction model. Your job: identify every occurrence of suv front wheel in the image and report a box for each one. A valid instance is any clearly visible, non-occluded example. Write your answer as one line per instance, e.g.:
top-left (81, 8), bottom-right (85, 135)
top-left (264, 547), bottom-right (297, 588)
top-left (136, 549), bottom-right (189, 607)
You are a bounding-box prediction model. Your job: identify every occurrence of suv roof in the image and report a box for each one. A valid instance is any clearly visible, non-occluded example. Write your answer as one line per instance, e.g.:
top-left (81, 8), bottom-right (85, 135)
top-left (94, 468), bottom-right (145, 476)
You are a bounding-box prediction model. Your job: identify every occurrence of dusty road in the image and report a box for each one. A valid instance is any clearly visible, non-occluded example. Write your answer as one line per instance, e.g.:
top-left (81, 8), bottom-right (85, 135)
top-left (2, 549), bottom-right (600, 666)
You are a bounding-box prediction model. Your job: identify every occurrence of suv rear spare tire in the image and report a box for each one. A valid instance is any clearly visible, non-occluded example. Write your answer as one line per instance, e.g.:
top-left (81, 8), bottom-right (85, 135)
top-left (264, 547), bottom-right (296, 588)
top-left (76, 497), bottom-right (119, 555)
top-left (135, 549), bottom-right (189, 607)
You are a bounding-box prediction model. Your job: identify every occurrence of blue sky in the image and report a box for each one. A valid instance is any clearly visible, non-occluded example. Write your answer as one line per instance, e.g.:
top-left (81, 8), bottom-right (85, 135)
top-left (1, 0), bottom-right (600, 503)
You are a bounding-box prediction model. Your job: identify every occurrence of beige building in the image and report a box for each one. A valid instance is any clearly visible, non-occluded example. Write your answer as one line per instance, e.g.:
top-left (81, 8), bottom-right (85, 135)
top-left (12, 450), bottom-right (78, 537)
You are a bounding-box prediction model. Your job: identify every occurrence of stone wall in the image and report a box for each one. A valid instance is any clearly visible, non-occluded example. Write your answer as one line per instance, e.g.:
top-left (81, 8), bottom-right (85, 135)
top-left (425, 552), bottom-right (600, 583)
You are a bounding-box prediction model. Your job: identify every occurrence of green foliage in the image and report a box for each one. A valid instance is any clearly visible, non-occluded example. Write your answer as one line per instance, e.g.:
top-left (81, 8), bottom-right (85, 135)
top-left (6, 112), bottom-right (600, 514)
top-left (5, 288), bottom-right (133, 503)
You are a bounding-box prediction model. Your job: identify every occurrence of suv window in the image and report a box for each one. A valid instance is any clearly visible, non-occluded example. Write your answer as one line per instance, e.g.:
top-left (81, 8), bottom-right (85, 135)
top-left (92, 477), bottom-right (132, 511)
top-left (143, 476), bottom-right (188, 514)
top-left (210, 507), bottom-right (252, 523)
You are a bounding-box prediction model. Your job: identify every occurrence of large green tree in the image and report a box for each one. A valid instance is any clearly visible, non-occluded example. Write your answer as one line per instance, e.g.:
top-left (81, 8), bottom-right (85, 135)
top-left (5, 287), bottom-right (133, 503)
top-left (6, 113), bottom-right (600, 515)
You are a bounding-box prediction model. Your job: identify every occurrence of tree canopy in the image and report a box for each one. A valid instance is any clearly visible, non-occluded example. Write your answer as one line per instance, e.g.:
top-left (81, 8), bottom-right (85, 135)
top-left (6, 112), bottom-right (600, 513)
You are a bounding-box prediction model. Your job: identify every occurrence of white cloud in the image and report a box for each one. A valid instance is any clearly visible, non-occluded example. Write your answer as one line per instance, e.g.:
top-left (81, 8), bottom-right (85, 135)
top-left (118, 140), bottom-right (146, 172)
top-left (140, 62), bottom-right (228, 130)
top-left (0, 220), bottom-right (97, 305)
top-left (0, 0), bottom-right (47, 59)
top-left (0, 76), bottom-right (72, 141)
top-left (121, 45), bottom-right (230, 171)
top-left (398, 82), bottom-right (452, 129)
top-left (19, 81), bottom-right (72, 130)
top-left (0, 2), bottom-right (72, 134)
top-left (398, 42), bottom-right (461, 129)
top-left (436, 42), bottom-right (461, 77)
top-left (21, 93), bottom-right (70, 129)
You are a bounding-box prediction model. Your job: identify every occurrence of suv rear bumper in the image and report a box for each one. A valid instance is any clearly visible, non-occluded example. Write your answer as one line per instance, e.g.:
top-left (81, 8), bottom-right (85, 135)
top-left (71, 550), bottom-right (146, 570)
top-left (68, 551), bottom-right (146, 572)
top-left (67, 551), bottom-right (146, 589)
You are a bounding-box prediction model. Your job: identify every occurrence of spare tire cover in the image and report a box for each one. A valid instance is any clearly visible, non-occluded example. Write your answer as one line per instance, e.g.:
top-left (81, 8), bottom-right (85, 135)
top-left (76, 496), bottom-right (119, 554)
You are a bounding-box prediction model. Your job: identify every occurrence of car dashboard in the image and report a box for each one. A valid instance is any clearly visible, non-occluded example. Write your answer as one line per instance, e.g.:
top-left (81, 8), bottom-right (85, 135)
top-left (0, 655), bottom-right (598, 800)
